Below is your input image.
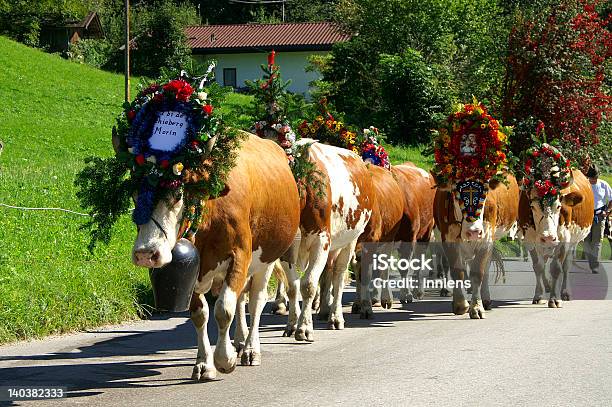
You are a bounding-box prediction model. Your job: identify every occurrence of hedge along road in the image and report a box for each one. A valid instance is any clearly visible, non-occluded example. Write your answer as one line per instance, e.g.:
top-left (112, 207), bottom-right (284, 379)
top-left (1, 261), bottom-right (611, 406)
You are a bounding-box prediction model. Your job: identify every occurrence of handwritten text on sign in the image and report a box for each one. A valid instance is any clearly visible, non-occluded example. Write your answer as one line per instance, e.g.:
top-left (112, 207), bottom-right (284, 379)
top-left (149, 111), bottom-right (188, 152)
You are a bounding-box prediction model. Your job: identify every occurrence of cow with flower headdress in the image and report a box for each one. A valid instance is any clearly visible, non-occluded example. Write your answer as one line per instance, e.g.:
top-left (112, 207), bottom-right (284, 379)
top-left (431, 99), bottom-right (519, 318)
top-left (83, 71), bottom-right (304, 381)
top-left (517, 128), bottom-right (594, 307)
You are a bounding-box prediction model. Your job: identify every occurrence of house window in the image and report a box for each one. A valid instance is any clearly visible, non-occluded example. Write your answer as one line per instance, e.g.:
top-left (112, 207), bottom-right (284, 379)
top-left (223, 68), bottom-right (237, 88)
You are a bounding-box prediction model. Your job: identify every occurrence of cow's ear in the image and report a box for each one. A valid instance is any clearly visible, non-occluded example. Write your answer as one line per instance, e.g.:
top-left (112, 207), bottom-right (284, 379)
top-left (218, 184), bottom-right (231, 197)
top-left (431, 171), bottom-right (452, 190)
top-left (562, 191), bottom-right (583, 207)
top-left (488, 179), bottom-right (501, 190)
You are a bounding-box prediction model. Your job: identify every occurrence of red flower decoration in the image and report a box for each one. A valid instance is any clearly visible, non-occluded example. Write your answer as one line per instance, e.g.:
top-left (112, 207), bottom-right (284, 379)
top-left (160, 160), bottom-right (170, 169)
top-left (163, 79), bottom-right (193, 102)
top-left (268, 50), bottom-right (276, 66)
top-left (135, 155), bottom-right (145, 166)
top-left (536, 120), bottom-right (545, 137)
top-left (141, 83), bottom-right (160, 96)
top-left (203, 104), bottom-right (214, 115)
top-left (127, 110), bottom-right (136, 121)
top-left (176, 83), bottom-right (193, 102)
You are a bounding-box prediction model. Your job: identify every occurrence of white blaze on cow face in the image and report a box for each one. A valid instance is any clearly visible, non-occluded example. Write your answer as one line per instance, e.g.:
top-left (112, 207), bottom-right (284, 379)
top-left (132, 196), bottom-right (184, 268)
top-left (527, 189), bottom-right (562, 247)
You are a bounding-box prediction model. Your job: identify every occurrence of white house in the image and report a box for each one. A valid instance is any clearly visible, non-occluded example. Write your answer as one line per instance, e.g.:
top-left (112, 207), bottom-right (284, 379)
top-left (185, 22), bottom-right (350, 96)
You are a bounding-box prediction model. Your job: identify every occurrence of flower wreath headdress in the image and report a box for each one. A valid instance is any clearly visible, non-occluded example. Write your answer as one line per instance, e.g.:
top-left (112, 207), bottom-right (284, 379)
top-left (76, 66), bottom-right (243, 250)
top-left (360, 126), bottom-right (390, 170)
top-left (429, 97), bottom-right (513, 222)
top-left (520, 122), bottom-right (572, 207)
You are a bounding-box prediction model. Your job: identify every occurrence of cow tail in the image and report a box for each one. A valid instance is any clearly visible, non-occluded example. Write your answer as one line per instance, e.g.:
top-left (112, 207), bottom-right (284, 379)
top-left (491, 246), bottom-right (506, 284)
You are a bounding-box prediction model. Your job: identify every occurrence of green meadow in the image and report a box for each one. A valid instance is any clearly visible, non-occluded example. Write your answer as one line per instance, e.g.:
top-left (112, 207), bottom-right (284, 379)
top-left (0, 37), bottom-right (152, 343)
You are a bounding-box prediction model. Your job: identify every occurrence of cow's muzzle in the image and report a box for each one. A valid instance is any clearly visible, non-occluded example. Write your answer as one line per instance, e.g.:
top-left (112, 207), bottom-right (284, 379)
top-left (465, 229), bottom-right (483, 241)
top-left (133, 247), bottom-right (164, 268)
top-left (539, 233), bottom-right (558, 245)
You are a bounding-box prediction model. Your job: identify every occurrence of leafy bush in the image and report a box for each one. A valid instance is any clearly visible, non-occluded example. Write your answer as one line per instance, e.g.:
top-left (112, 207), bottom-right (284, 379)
top-left (502, 0), bottom-right (611, 164)
top-left (316, 0), bottom-right (508, 144)
top-left (67, 39), bottom-right (113, 68)
top-left (378, 50), bottom-right (453, 143)
top-left (129, 0), bottom-right (199, 77)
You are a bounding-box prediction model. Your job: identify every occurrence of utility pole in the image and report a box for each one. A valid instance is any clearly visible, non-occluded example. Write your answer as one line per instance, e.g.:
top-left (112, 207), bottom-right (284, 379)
top-left (124, 0), bottom-right (130, 102)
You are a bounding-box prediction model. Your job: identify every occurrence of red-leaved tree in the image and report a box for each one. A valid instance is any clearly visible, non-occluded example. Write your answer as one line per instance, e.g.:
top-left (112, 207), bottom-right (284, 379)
top-left (502, 0), bottom-right (611, 166)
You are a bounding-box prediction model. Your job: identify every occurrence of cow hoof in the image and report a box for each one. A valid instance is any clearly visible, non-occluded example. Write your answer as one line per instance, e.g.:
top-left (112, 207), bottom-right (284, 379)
top-left (440, 288), bottom-right (450, 297)
top-left (360, 301), bottom-right (373, 319)
top-left (452, 300), bottom-right (469, 315)
top-left (371, 298), bottom-right (380, 306)
top-left (380, 299), bottom-right (393, 309)
top-left (532, 296), bottom-right (543, 304)
top-left (240, 350), bottom-right (261, 366)
top-left (271, 301), bottom-right (288, 315)
top-left (351, 302), bottom-right (361, 314)
top-left (468, 302), bottom-right (485, 319)
top-left (561, 291), bottom-right (571, 301)
top-left (282, 324), bottom-right (296, 337)
top-left (328, 316), bottom-right (344, 330)
top-left (213, 353), bottom-right (237, 374)
top-left (413, 289), bottom-right (424, 300)
top-left (233, 341), bottom-right (245, 357)
top-left (548, 299), bottom-right (563, 308)
top-left (295, 327), bottom-right (314, 342)
top-left (192, 362), bottom-right (217, 382)
top-left (482, 299), bottom-right (492, 311)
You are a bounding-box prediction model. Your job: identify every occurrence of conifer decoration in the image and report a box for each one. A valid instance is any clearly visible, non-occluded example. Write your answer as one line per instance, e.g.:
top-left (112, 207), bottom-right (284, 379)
top-left (246, 50), bottom-right (296, 159)
top-left (246, 51), bottom-right (324, 197)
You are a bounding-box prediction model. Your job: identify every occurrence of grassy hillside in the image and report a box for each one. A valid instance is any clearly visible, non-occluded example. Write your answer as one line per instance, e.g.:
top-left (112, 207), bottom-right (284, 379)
top-left (0, 37), bottom-right (151, 343)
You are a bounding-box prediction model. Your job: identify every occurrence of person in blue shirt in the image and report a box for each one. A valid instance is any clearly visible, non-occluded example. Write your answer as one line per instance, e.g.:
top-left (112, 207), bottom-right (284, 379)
top-left (584, 165), bottom-right (612, 274)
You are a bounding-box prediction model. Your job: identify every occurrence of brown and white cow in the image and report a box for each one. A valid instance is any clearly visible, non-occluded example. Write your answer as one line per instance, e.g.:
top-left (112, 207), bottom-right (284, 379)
top-left (434, 175), bottom-right (519, 318)
top-left (340, 162), bottom-right (435, 319)
top-left (392, 163), bottom-right (437, 303)
top-left (280, 139), bottom-right (374, 341)
top-left (518, 170), bottom-right (593, 307)
top-left (130, 132), bottom-right (301, 380)
top-left (345, 163), bottom-right (404, 318)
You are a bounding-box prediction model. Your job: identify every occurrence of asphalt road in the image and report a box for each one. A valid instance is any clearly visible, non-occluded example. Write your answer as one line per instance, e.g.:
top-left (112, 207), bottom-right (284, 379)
top-left (1, 260), bottom-right (611, 406)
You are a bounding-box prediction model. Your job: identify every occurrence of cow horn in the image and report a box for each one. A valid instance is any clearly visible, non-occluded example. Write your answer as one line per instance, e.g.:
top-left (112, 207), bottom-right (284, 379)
top-left (112, 126), bottom-right (121, 154)
top-left (205, 134), bottom-right (218, 155)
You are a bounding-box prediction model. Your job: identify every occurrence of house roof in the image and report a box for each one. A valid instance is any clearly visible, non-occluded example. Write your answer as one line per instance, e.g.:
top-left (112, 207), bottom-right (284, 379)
top-left (186, 22), bottom-right (351, 53)
top-left (43, 11), bottom-right (104, 37)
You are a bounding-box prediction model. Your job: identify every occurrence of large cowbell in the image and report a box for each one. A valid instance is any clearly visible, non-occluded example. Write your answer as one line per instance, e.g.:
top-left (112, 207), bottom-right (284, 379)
top-left (456, 180), bottom-right (486, 221)
top-left (149, 239), bottom-right (200, 312)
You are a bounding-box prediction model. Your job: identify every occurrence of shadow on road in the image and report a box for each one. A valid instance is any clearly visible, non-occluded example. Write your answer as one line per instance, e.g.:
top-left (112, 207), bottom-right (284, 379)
top-left (0, 286), bottom-right (530, 405)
